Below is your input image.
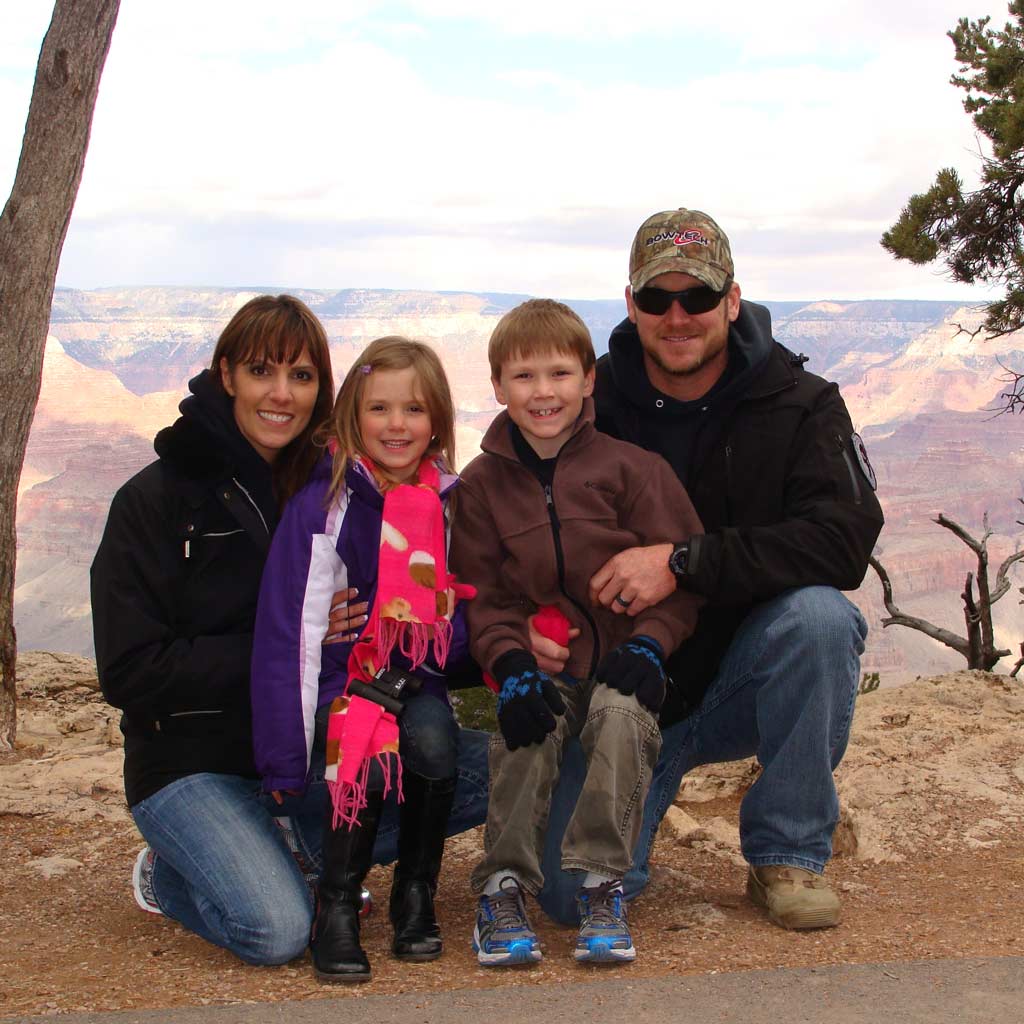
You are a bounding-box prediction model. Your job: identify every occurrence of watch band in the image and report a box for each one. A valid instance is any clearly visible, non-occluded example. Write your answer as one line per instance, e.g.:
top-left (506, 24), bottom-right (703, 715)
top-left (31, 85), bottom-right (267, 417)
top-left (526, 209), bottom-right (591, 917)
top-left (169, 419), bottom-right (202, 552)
top-left (668, 541), bottom-right (690, 579)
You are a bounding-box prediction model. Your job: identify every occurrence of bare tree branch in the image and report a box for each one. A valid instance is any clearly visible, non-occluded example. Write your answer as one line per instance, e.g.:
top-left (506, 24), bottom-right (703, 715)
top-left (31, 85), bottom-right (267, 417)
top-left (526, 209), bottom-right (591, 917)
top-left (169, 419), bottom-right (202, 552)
top-left (992, 549), bottom-right (1024, 603)
top-left (935, 513), bottom-right (989, 555)
top-left (869, 502), bottom-right (1023, 672)
top-left (1012, 643), bottom-right (1024, 679)
top-left (869, 556), bottom-right (971, 660)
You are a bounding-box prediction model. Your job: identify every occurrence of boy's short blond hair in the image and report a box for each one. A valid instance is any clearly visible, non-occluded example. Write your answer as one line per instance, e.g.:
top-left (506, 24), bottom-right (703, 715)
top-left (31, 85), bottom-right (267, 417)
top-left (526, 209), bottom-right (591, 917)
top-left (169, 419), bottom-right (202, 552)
top-left (488, 298), bottom-right (596, 380)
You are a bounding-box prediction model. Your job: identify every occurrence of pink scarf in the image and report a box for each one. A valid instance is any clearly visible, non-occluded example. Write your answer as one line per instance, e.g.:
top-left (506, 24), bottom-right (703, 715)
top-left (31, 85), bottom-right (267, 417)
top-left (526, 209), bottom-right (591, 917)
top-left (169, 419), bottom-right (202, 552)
top-left (326, 456), bottom-right (474, 829)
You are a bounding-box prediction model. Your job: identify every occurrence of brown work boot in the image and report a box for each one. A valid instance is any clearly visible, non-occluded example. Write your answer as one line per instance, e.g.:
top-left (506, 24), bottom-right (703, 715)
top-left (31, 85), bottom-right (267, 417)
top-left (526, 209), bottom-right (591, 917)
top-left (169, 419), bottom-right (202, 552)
top-left (746, 866), bottom-right (840, 930)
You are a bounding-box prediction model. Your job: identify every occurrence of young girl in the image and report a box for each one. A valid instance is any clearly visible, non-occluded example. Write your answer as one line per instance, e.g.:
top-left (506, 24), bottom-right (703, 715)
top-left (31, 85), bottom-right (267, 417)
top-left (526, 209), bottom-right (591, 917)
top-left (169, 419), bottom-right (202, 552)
top-left (250, 336), bottom-right (473, 983)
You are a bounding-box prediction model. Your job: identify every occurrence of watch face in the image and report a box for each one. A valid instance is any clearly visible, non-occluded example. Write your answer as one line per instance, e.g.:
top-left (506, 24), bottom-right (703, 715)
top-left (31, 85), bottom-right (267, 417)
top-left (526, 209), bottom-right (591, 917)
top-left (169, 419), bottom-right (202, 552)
top-left (670, 544), bottom-right (688, 575)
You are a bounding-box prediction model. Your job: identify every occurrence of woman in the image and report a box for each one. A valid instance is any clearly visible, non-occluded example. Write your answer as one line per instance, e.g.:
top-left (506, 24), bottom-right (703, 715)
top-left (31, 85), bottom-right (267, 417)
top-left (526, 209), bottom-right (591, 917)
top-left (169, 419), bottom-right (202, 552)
top-left (91, 295), bottom-right (336, 965)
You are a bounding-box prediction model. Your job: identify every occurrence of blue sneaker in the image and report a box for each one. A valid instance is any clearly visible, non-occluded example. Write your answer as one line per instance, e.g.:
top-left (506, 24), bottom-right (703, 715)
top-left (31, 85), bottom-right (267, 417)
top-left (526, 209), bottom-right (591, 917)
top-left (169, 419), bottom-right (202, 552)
top-left (473, 876), bottom-right (542, 966)
top-left (574, 882), bottom-right (635, 963)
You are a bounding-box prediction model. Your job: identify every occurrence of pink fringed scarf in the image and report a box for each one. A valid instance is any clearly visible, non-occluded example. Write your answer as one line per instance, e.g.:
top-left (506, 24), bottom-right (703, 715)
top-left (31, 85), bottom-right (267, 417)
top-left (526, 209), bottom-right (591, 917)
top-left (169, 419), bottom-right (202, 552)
top-left (325, 455), bottom-right (475, 830)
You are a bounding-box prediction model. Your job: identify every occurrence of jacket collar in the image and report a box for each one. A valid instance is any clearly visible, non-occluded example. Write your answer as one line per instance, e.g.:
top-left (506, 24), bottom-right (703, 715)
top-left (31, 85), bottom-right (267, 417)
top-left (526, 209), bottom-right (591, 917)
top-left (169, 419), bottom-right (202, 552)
top-left (154, 369), bottom-right (278, 525)
top-left (343, 455), bottom-right (459, 507)
top-left (480, 397), bottom-right (598, 461)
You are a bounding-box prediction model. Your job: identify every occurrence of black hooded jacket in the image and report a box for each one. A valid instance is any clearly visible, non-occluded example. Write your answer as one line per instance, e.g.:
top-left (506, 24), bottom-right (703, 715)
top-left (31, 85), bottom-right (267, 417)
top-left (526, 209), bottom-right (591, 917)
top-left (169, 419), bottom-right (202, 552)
top-left (594, 301), bottom-right (884, 725)
top-left (90, 370), bottom-right (281, 806)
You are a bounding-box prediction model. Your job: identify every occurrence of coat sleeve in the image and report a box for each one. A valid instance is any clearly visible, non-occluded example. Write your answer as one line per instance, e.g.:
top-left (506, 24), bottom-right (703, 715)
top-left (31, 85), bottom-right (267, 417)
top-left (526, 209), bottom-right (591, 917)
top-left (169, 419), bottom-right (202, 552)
top-left (448, 470), bottom-right (531, 677)
top-left (685, 384), bottom-right (884, 606)
top-left (619, 452), bottom-right (705, 657)
top-left (250, 487), bottom-right (346, 794)
top-left (90, 479), bottom-right (252, 721)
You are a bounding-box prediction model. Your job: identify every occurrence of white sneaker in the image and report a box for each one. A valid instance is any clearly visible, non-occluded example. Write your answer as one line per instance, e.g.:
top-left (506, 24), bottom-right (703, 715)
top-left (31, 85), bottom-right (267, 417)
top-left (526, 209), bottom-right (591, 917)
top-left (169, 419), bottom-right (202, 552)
top-left (131, 847), bottom-right (164, 915)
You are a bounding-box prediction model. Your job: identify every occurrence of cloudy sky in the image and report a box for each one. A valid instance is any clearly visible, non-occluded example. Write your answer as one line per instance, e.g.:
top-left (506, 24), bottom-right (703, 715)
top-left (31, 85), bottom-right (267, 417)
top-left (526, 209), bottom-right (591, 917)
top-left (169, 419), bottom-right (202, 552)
top-left (0, 1), bottom-right (1013, 301)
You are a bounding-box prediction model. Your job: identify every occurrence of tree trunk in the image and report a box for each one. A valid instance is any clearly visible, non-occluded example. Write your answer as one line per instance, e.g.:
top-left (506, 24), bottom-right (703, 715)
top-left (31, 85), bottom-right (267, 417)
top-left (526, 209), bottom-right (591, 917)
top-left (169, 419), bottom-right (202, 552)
top-left (0, 0), bottom-right (120, 750)
top-left (961, 573), bottom-right (985, 670)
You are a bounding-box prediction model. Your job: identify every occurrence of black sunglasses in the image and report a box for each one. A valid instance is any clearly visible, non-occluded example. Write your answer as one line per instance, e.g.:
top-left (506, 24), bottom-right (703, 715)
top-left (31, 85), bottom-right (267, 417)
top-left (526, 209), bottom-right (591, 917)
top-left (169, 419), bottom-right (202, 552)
top-left (631, 281), bottom-right (731, 316)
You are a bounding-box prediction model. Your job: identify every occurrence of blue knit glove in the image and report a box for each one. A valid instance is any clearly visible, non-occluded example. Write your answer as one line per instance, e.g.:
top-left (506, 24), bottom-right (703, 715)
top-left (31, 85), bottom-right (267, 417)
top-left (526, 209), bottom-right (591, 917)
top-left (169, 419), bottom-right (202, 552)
top-left (493, 650), bottom-right (566, 751)
top-left (597, 635), bottom-right (667, 713)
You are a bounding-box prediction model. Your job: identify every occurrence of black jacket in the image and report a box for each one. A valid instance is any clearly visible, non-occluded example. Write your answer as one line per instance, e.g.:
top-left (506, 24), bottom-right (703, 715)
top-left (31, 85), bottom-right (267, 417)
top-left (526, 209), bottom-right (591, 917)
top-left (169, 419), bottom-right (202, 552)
top-left (90, 371), bottom-right (280, 806)
top-left (594, 301), bottom-right (884, 725)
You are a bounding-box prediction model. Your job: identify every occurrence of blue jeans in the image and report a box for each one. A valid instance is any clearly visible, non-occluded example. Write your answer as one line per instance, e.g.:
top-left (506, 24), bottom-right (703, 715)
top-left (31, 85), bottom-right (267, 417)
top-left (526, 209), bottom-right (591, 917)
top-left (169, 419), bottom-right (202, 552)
top-left (131, 773), bottom-right (315, 965)
top-left (132, 697), bottom-right (489, 965)
top-left (537, 586), bottom-right (867, 924)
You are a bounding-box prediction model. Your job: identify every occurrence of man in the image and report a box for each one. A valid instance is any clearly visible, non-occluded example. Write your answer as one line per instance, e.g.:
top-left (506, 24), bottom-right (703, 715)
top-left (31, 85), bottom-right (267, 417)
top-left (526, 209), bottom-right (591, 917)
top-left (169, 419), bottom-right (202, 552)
top-left (533, 208), bottom-right (883, 931)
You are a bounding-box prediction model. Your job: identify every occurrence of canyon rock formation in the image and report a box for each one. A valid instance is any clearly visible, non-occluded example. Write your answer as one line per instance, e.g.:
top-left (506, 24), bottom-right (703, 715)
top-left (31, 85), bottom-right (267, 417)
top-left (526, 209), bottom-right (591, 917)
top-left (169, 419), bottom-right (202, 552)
top-left (16, 288), bottom-right (1024, 681)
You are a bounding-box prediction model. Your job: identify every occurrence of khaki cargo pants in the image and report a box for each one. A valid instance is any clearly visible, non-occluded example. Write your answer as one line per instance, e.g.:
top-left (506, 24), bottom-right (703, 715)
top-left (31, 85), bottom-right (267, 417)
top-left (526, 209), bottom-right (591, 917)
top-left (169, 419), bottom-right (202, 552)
top-left (470, 677), bottom-right (662, 896)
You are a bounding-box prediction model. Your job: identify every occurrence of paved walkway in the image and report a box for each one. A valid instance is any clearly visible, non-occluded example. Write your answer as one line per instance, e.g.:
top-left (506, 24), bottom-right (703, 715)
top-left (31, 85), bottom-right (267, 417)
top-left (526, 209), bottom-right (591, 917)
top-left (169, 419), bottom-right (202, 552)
top-left (9, 957), bottom-right (1022, 1024)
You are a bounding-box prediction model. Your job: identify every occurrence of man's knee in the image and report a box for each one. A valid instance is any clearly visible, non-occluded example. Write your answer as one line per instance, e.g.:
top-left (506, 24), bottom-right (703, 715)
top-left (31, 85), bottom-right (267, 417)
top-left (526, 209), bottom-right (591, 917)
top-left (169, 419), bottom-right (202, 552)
top-left (770, 587), bottom-right (867, 656)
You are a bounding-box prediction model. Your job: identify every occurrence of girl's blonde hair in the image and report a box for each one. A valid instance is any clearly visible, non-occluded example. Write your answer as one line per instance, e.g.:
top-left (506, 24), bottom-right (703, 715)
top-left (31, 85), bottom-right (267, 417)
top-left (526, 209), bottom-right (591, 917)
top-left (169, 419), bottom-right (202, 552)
top-left (325, 336), bottom-right (456, 500)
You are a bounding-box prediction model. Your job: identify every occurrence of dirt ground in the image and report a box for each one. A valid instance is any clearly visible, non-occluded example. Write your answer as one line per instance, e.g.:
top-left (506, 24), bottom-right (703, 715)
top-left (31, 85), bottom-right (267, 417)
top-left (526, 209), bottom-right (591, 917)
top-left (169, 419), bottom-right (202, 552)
top-left (2, 655), bottom-right (1024, 1018)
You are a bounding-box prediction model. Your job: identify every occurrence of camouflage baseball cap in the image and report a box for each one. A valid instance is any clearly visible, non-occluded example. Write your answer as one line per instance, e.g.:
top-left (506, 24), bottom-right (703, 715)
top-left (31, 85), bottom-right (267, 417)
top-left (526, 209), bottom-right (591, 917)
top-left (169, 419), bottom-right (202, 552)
top-left (629, 209), bottom-right (734, 292)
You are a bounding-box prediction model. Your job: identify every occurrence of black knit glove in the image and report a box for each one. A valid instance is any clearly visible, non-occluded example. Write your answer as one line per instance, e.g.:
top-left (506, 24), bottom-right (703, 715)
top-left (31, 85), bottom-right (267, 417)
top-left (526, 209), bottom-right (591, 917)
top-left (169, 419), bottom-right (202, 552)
top-left (493, 650), bottom-right (566, 751)
top-left (597, 635), bottom-right (667, 713)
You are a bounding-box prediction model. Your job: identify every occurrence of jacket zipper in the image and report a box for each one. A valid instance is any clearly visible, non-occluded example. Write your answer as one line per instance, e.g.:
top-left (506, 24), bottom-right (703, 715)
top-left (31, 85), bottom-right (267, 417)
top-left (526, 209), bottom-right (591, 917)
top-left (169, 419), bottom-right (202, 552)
top-left (836, 435), bottom-right (863, 505)
top-left (543, 482), bottom-right (601, 679)
top-left (232, 477), bottom-right (270, 534)
top-left (723, 442), bottom-right (735, 524)
top-left (154, 709), bottom-right (224, 731)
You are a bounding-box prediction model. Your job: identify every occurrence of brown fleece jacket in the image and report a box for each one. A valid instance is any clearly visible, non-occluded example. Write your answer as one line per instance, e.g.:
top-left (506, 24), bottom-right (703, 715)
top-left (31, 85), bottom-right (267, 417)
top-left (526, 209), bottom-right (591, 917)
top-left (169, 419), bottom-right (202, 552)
top-left (450, 398), bottom-right (704, 681)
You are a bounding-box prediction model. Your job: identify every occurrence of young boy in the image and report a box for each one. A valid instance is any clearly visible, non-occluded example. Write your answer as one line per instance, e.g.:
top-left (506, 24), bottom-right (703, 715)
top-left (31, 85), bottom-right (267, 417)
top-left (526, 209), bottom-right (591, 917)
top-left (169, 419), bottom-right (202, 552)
top-left (450, 299), bottom-right (703, 966)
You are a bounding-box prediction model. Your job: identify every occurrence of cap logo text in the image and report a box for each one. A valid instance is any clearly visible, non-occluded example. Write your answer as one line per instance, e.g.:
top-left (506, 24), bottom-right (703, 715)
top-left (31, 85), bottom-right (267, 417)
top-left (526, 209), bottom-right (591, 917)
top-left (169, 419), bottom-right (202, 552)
top-left (645, 229), bottom-right (709, 248)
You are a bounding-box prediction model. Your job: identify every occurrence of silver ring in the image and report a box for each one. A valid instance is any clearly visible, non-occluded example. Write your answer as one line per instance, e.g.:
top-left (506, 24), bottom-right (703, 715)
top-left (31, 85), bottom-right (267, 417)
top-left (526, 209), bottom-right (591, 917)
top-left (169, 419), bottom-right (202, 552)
top-left (614, 594), bottom-right (632, 608)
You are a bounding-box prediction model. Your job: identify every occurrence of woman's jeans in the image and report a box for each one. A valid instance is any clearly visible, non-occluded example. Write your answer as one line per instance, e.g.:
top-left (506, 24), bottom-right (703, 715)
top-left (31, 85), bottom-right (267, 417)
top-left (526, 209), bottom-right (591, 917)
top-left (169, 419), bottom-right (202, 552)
top-left (131, 693), bottom-right (487, 965)
top-left (131, 772), bottom-right (314, 966)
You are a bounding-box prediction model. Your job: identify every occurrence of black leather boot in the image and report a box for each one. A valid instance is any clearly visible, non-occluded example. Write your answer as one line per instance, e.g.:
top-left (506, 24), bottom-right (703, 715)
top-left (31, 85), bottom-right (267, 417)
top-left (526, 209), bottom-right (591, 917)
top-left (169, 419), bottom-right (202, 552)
top-left (390, 773), bottom-right (456, 961)
top-left (311, 791), bottom-right (384, 983)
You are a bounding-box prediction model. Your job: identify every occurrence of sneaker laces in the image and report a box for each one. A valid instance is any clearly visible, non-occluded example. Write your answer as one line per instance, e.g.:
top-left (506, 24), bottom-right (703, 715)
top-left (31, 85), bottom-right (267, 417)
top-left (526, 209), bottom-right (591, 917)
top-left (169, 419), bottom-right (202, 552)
top-left (579, 881), bottom-right (624, 926)
top-left (488, 877), bottom-right (530, 930)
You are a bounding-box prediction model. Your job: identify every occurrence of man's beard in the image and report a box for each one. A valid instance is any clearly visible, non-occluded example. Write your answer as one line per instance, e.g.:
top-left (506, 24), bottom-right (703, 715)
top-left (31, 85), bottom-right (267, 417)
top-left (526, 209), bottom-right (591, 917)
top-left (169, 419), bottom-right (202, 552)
top-left (646, 347), bottom-right (706, 378)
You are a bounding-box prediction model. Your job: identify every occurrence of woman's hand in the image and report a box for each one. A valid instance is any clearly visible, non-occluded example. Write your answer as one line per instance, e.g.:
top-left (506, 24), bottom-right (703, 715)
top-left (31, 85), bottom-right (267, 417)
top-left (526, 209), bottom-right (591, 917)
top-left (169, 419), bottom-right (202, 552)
top-left (271, 789), bottom-right (301, 805)
top-left (324, 587), bottom-right (369, 645)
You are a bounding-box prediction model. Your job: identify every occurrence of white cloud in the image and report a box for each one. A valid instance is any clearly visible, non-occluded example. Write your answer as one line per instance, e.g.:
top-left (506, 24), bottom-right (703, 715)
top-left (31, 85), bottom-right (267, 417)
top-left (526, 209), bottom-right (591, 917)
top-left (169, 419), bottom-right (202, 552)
top-left (400, 0), bottom-right (1011, 48)
top-left (3, 0), bottom-right (1013, 301)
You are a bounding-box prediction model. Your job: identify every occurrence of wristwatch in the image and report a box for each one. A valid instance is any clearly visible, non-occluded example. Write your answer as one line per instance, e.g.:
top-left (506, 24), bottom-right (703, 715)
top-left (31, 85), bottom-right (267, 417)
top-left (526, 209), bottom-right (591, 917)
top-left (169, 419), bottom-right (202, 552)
top-left (668, 541), bottom-right (690, 580)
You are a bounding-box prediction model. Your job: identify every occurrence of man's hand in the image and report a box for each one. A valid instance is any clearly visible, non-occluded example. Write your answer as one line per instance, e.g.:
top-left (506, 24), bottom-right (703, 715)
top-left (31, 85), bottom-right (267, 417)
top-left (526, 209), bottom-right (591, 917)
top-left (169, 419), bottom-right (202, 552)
top-left (494, 650), bottom-right (566, 751)
top-left (324, 588), bottom-right (369, 645)
top-left (589, 543), bottom-right (675, 615)
top-left (528, 614), bottom-right (581, 674)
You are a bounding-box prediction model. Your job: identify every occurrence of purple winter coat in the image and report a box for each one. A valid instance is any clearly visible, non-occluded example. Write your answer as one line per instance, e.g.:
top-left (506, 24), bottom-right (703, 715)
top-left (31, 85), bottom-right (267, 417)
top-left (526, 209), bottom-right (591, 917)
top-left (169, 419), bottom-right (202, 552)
top-left (250, 453), bottom-right (467, 794)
